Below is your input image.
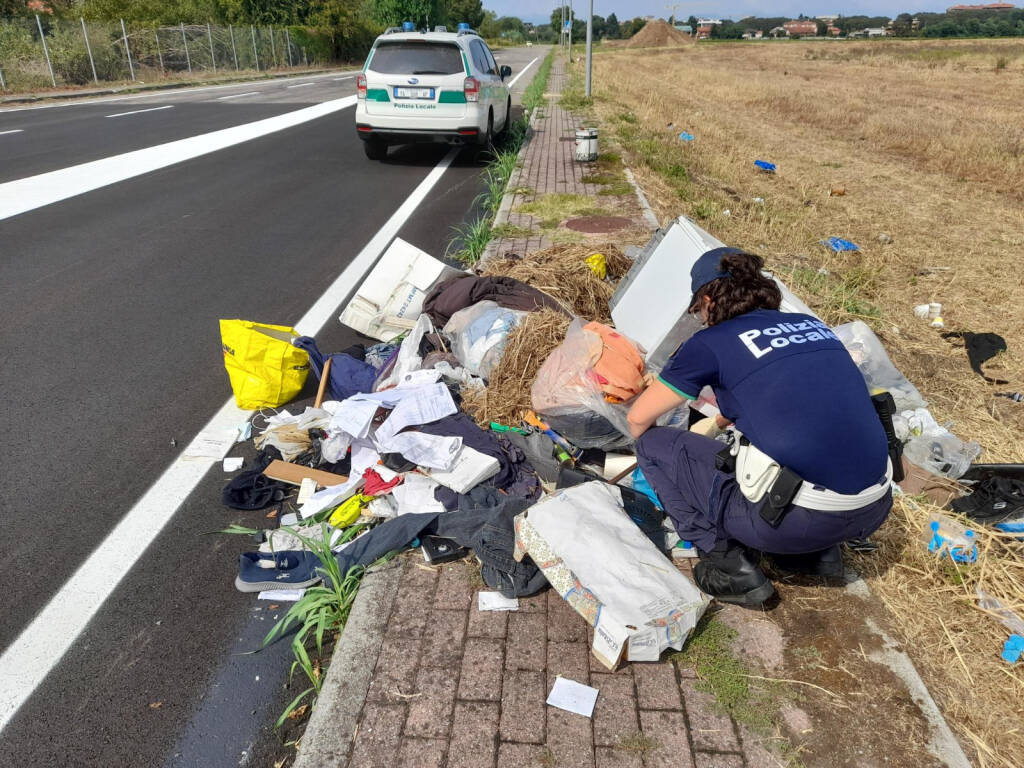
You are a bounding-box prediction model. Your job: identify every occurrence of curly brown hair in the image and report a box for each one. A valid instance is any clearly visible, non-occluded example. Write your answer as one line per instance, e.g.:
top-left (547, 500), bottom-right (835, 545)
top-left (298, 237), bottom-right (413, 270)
top-left (690, 251), bottom-right (781, 326)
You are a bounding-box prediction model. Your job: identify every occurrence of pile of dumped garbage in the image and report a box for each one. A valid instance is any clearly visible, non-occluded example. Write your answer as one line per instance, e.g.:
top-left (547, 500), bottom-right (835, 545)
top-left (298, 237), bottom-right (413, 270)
top-left (216, 218), bottom-right (1024, 669)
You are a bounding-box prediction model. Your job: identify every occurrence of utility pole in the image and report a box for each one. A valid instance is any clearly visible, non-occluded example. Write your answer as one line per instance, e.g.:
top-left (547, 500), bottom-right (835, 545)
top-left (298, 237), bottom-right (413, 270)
top-left (560, 4), bottom-right (565, 48)
top-left (584, 0), bottom-right (593, 97)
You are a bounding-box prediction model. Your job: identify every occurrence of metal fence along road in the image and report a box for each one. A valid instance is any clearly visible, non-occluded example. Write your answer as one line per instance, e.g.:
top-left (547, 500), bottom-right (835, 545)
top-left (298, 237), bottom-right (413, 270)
top-left (0, 16), bottom-right (321, 93)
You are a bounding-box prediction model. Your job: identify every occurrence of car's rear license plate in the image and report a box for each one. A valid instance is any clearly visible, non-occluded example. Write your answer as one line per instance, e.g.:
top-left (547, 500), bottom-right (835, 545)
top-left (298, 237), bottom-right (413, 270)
top-left (394, 87), bottom-right (435, 99)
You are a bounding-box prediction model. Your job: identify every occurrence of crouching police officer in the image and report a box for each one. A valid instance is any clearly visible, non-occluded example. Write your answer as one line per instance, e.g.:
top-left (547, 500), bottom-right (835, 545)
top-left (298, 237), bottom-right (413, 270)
top-left (626, 247), bottom-right (893, 606)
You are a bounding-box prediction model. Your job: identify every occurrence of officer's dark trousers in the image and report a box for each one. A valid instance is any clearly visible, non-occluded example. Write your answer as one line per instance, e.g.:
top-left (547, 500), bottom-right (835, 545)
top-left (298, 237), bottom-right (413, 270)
top-left (636, 427), bottom-right (892, 554)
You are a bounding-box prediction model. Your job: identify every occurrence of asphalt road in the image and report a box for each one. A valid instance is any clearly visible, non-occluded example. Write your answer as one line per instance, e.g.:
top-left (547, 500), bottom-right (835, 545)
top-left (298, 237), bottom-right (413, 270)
top-left (0, 46), bottom-right (545, 768)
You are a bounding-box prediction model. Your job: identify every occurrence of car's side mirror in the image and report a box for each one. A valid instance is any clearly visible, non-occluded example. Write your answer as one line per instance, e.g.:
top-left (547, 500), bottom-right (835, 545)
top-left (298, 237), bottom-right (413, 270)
top-left (500, 65), bottom-right (512, 80)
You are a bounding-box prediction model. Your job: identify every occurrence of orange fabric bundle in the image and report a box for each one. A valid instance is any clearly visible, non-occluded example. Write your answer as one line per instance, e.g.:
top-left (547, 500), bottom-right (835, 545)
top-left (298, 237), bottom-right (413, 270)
top-left (583, 322), bottom-right (645, 403)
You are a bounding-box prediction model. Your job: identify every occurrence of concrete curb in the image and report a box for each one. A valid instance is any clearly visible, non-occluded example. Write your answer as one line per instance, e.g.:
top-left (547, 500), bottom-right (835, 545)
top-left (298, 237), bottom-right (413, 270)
top-left (624, 167), bottom-right (661, 230)
top-left (0, 68), bottom-right (344, 106)
top-left (292, 558), bottom-right (403, 768)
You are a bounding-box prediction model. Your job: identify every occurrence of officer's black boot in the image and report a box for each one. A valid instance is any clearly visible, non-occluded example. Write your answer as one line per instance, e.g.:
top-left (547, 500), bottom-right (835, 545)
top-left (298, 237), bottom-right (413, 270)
top-left (693, 542), bottom-right (775, 606)
top-left (765, 545), bottom-right (844, 578)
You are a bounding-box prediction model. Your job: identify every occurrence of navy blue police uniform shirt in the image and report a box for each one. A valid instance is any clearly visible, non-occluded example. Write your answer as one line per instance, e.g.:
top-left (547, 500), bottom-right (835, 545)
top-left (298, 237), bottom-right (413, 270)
top-left (659, 309), bottom-right (888, 494)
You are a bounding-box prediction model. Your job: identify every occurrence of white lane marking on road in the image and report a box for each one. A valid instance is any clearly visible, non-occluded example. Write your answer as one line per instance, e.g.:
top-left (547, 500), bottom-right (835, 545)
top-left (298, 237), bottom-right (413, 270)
top-left (0, 95), bottom-right (356, 221)
top-left (0, 146), bottom-right (459, 735)
top-left (0, 129), bottom-right (24, 135)
top-left (106, 105), bottom-right (174, 118)
top-left (0, 70), bottom-right (361, 113)
top-left (286, 82), bottom-right (315, 89)
top-left (216, 91), bottom-right (259, 100)
top-left (507, 57), bottom-right (539, 88)
top-left (333, 76), bottom-right (353, 81)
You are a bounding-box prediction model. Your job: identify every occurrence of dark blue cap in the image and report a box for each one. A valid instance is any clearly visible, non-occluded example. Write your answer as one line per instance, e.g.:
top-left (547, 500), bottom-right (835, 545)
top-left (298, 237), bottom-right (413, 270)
top-left (690, 246), bottom-right (744, 296)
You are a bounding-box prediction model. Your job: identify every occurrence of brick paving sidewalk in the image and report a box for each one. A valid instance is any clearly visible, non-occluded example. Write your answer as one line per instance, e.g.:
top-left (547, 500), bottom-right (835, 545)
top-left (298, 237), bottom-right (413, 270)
top-left (345, 557), bottom-right (761, 768)
top-left (485, 56), bottom-right (602, 262)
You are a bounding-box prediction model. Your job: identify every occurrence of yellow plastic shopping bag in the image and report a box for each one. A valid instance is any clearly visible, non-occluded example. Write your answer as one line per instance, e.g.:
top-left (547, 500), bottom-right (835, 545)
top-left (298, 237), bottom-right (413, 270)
top-left (220, 320), bottom-right (310, 409)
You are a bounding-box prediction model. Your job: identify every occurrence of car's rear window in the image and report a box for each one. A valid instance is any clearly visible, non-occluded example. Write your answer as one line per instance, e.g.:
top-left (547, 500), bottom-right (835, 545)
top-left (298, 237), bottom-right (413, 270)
top-left (369, 42), bottom-right (464, 75)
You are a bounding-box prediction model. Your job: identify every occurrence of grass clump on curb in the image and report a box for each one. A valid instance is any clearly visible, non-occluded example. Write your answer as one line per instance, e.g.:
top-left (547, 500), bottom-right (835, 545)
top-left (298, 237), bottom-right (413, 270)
top-left (448, 49), bottom-right (555, 265)
top-left (670, 616), bottom-right (782, 734)
top-left (517, 192), bottom-right (607, 229)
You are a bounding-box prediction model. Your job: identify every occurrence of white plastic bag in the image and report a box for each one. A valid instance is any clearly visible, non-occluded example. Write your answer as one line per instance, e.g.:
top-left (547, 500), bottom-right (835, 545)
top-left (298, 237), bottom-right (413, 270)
top-left (443, 301), bottom-right (527, 379)
top-left (834, 321), bottom-right (928, 411)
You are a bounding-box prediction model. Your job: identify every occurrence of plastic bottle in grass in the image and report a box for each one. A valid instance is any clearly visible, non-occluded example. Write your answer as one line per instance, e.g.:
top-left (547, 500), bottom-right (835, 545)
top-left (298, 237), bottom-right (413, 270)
top-left (923, 512), bottom-right (978, 564)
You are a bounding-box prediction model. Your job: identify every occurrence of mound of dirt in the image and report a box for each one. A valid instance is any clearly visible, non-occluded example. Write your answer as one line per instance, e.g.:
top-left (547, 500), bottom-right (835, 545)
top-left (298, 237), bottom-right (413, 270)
top-left (625, 19), bottom-right (691, 48)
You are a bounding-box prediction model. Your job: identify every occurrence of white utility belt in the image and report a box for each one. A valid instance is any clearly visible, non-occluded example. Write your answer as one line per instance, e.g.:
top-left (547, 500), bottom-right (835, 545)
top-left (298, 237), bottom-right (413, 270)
top-left (731, 432), bottom-right (893, 513)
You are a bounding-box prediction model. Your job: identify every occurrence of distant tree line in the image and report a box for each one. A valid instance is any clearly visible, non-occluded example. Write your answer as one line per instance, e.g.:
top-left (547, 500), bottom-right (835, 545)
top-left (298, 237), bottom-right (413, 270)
top-left (705, 9), bottom-right (1024, 38)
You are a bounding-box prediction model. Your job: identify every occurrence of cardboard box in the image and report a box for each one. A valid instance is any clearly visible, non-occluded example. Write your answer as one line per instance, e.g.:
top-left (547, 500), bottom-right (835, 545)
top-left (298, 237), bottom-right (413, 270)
top-left (339, 238), bottom-right (463, 341)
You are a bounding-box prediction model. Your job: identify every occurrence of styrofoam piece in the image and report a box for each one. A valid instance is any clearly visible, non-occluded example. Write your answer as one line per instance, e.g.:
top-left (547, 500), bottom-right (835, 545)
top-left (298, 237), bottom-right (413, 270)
top-left (339, 237), bottom-right (463, 341)
top-left (610, 216), bottom-right (818, 371)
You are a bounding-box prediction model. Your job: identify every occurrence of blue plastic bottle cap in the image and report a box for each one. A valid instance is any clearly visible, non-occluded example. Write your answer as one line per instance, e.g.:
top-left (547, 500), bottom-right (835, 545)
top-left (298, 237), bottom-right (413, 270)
top-left (678, 540), bottom-right (694, 549)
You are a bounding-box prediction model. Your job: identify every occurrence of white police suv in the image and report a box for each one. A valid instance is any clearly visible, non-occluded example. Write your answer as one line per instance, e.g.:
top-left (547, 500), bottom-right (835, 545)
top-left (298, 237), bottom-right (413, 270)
top-left (355, 24), bottom-right (513, 160)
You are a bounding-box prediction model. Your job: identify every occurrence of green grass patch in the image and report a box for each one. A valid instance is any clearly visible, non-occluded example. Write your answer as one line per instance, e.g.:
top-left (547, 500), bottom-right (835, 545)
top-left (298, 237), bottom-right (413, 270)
top-left (449, 216), bottom-right (494, 265)
top-left (691, 200), bottom-right (718, 220)
top-left (614, 733), bottom-right (660, 754)
top-left (517, 192), bottom-right (607, 229)
top-left (490, 223), bottom-right (532, 239)
top-left (782, 265), bottom-right (883, 324)
top-left (522, 49), bottom-right (555, 113)
top-left (670, 616), bottom-right (781, 733)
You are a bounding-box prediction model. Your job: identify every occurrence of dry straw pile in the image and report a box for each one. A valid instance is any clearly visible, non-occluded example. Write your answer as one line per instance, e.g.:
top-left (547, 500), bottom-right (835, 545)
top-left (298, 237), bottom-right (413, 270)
top-left (584, 39), bottom-right (1023, 765)
top-left (482, 243), bottom-right (631, 323)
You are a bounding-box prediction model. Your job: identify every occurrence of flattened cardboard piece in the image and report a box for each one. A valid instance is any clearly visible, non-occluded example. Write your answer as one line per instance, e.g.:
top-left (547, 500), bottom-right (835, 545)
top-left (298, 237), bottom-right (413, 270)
top-left (339, 237), bottom-right (463, 341)
top-left (514, 482), bottom-right (709, 670)
top-left (263, 459), bottom-right (349, 489)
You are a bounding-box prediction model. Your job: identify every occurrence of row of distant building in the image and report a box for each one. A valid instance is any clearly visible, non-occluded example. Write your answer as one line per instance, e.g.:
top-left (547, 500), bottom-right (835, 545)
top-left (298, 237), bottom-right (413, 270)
top-left (670, 4), bottom-right (1016, 40)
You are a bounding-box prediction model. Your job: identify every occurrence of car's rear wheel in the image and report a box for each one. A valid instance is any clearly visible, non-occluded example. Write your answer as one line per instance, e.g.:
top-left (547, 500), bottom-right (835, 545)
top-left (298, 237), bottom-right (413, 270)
top-left (472, 112), bottom-right (494, 162)
top-left (363, 138), bottom-right (388, 161)
top-left (497, 98), bottom-right (512, 138)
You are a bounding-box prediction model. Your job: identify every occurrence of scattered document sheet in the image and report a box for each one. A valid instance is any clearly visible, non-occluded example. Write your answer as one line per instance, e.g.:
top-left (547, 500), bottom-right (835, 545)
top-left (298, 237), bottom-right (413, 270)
top-left (378, 431), bottom-right (462, 470)
top-left (478, 592), bottom-right (519, 612)
top-left (257, 589), bottom-right (305, 602)
top-left (547, 677), bottom-right (599, 718)
top-left (393, 473), bottom-right (446, 515)
top-left (222, 457), bottom-right (244, 472)
top-left (375, 382), bottom-right (456, 442)
top-left (426, 445), bottom-right (500, 494)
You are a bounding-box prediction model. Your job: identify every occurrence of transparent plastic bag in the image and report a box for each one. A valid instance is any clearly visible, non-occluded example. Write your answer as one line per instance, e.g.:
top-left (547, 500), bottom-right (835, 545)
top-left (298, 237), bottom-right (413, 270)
top-left (444, 301), bottom-right (527, 379)
top-left (834, 320), bottom-right (927, 411)
top-left (904, 431), bottom-right (981, 479)
top-left (531, 319), bottom-right (635, 445)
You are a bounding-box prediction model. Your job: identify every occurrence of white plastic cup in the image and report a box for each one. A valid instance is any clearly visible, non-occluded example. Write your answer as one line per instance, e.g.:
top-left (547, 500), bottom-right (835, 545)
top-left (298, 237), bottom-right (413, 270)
top-left (929, 302), bottom-right (942, 318)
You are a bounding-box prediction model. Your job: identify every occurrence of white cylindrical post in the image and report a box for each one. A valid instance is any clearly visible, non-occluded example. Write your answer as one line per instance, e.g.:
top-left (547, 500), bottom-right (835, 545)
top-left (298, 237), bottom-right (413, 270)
top-left (121, 19), bottom-right (135, 81)
top-left (251, 25), bottom-right (259, 71)
top-left (0, 66), bottom-right (6, 90)
top-left (584, 0), bottom-right (593, 96)
top-left (229, 25), bottom-right (239, 71)
top-left (181, 22), bottom-right (192, 74)
top-left (207, 23), bottom-right (216, 72)
top-left (36, 14), bottom-right (56, 87)
top-left (81, 18), bottom-right (98, 84)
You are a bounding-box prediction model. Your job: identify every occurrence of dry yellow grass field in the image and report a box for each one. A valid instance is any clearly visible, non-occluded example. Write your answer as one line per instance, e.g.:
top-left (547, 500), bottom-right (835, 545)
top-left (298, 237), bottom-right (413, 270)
top-left (582, 38), bottom-right (1024, 767)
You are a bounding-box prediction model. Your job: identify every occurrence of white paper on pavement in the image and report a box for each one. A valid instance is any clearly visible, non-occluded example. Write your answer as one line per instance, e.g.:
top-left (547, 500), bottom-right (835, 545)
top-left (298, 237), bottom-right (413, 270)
top-left (375, 382), bottom-right (456, 442)
top-left (393, 473), bottom-right (446, 515)
top-left (257, 589), bottom-right (306, 602)
top-left (514, 482), bottom-right (709, 670)
top-left (299, 475), bottom-right (365, 520)
top-left (222, 457), bottom-right (244, 472)
top-left (183, 428), bottom-right (239, 461)
top-left (378, 431), bottom-right (462, 470)
top-left (426, 445), bottom-right (500, 494)
top-left (546, 677), bottom-right (599, 718)
top-left (478, 592), bottom-right (520, 612)
top-left (330, 398), bottom-right (380, 440)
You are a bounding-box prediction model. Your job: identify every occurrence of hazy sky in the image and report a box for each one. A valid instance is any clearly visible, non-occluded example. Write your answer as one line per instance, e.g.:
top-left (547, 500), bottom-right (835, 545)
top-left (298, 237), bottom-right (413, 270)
top-left (493, 1), bottom-right (970, 23)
